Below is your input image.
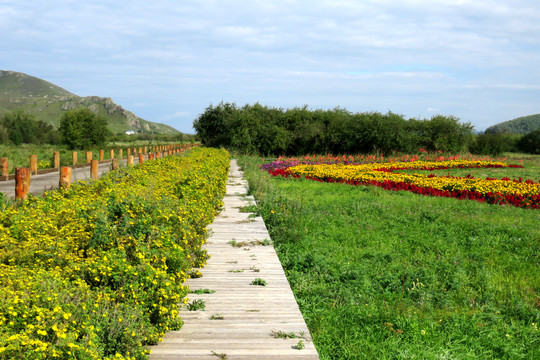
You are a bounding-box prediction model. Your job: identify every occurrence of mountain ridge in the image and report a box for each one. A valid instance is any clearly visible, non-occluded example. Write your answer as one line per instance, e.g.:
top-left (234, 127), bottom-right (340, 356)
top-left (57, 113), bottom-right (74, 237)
top-left (0, 70), bottom-right (179, 135)
top-left (485, 113), bottom-right (540, 135)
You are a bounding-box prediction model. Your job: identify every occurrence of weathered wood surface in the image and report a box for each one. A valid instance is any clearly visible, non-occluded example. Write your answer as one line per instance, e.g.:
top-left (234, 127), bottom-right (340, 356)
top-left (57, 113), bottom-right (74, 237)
top-left (148, 160), bottom-right (319, 360)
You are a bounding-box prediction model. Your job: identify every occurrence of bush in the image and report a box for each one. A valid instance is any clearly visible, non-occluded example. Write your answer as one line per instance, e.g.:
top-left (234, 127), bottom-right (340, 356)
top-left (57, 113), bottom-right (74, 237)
top-left (0, 148), bottom-right (229, 359)
top-left (469, 133), bottom-right (519, 156)
top-left (517, 129), bottom-right (540, 154)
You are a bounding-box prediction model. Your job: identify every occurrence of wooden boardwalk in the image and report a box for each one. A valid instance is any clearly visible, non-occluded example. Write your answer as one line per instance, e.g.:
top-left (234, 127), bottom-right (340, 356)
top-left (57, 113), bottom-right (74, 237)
top-left (148, 160), bottom-right (319, 360)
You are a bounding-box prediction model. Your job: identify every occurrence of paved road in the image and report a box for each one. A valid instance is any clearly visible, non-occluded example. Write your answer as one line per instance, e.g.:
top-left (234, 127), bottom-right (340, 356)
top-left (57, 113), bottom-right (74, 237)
top-left (0, 157), bottom-right (144, 198)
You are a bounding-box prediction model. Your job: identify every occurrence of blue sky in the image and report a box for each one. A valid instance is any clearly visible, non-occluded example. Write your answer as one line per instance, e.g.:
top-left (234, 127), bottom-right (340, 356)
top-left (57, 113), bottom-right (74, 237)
top-left (2, 0), bottom-right (539, 133)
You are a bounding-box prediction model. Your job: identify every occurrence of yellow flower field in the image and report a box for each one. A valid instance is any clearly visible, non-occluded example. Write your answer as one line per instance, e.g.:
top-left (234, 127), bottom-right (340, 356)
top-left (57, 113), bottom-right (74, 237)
top-left (0, 147), bottom-right (229, 359)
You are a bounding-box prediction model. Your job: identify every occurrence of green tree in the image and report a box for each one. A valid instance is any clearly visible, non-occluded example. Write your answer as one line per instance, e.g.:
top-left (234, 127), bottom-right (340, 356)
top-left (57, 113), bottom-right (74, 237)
top-left (59, 108), bottom-right (109, 149)
top-left (517, 129), bottom-right (540, 154)
top-left (193, 102), bottom-right (236, 148)
top-left (1, 110), bottom-right (38, 144)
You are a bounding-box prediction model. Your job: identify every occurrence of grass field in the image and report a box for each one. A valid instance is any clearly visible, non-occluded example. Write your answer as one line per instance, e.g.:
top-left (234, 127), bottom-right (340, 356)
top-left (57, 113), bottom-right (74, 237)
top-left (238, 154), bottom-right (540, 359)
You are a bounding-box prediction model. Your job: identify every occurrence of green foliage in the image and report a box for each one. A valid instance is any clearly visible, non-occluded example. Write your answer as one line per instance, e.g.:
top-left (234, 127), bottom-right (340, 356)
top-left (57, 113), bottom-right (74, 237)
top-left (239, 155), bottom-right (540, 359)
top-left (193, 103), bottom-right (474, 155)
top-left (485, 113), bottom-right (540, 135)
top-left (59, 108), bottom-right (110, 149)
top-left (517, 129), bottom-right (540, 154)
top-left (250, 278), bottom-right (267, 286)
top-left (470, 133), bottom-right (520, 156)
top-left (0, 148), bottom-right (230, 359)
top-left (0, 110), bottom-right (59, 145)
top-left (186, 299), bottom-right (206, 311)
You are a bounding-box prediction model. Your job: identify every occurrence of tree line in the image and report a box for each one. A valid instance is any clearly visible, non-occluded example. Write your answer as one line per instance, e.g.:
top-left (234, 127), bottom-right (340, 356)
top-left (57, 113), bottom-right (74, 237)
top-left (194, 103), bottom-right (540, 155)
top-left (1, 108), bottom-right (194, 149)
top-left (0, 109), bottom-right (109, 149)
top-left (193, 103), bottom-right (473, 155)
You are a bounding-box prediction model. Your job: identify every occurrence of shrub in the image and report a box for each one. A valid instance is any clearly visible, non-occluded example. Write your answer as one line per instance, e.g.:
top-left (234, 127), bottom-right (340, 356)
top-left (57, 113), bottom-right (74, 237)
top-left (469, 133), bottom-right (519, 156)
top-left (0, 147), bottom-right (229, 359)
top-left (517, 129), bottom-right (540, 154)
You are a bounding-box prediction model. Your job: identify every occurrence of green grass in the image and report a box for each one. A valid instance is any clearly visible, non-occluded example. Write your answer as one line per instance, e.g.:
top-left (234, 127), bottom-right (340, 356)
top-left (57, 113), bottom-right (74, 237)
top-left (238, 154), bottom-right (540, 359)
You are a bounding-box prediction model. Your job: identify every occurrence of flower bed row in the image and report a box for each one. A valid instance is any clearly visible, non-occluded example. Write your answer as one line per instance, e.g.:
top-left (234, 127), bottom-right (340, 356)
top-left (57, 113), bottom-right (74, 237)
top-left (0, 147), bottom-right (230, 359)
top-left (262, 153), bottom-right (508, 172)
top-left (266, 159), bottom-right (540, 209)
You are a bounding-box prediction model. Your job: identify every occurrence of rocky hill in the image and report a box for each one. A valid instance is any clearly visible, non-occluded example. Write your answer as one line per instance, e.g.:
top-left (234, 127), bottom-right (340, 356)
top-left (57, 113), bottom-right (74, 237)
top-left (0, 70), bottom-right (180, 135)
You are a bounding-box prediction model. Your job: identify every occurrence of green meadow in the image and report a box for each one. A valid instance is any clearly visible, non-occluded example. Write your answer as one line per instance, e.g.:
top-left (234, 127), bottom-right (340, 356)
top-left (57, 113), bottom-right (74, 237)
top-left (238, 155), bottom-right (540, 359)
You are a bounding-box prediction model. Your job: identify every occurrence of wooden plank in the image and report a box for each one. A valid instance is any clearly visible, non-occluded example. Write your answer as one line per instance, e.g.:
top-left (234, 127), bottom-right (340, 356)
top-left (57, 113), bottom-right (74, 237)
top-left (148, 159), bottom-right (319, 359)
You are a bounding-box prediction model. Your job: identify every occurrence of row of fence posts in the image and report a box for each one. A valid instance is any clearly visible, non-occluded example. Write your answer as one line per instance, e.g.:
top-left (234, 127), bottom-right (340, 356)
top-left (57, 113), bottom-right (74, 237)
top-left (1, 143), bottom-right (198, 200)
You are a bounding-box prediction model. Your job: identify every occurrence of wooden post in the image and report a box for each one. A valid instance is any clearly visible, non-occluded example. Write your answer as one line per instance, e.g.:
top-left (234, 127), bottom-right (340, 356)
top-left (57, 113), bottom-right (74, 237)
top-left (127, 155), bottom-right (134, 165)
top-left (54, 151), bottom-right (60, 169)
top-left (99, 150), bottom-right (104, 161)
top-left (139, 154), bottom-right (144, 164)
top-left (59, 167), bottom-right (72, 189)
top-left (144, 146), bottom-right (147, 154)
top-left (111, 158), bottom-right (118, 170)
top-left (15, 167), bottom-right (31, 200)
top-left (138, 147), bottom-right (142, 155)
top-left (30, 155), bottom-right (38, 174)
top-left (149, 153), bottom-right (154, 161)
top-left (1, 158), bottom-right (8, 179)
top-left (90, 160), bottom-right (98, 180)
top-left (72, 152), bottom-right (78, 166)
top-left (127, 148), bottom-right (131, 157)
top-left (110, 149), bottom-right (114, 160)
top-left (86, 151), bottom-right (92, 163)
top-left (119, 149), bottom-right (123, 159)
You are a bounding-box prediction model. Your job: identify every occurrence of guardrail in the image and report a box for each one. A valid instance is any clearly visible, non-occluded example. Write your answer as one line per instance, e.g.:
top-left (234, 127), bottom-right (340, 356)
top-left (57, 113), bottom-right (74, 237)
top-left (1, 143), bottom-right (200, 199)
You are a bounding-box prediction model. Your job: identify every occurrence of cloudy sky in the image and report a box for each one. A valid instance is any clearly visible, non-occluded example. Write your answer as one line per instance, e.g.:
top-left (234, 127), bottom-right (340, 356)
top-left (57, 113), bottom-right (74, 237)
top-left (2, 0), bottom-right (539, 133)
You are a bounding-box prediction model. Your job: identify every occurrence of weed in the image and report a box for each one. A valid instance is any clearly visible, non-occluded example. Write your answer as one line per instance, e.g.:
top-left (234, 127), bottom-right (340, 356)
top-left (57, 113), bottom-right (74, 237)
top-left (210, 314), bottom-right (224, 320)
top-left (250, 265), bottom-right (260, 272)
top-left (251, 278), bottom-right (267, 286)
top-left (271, 330), bottom-right (305, 339)
top-left (189, 288), bottom-right (216, 294)
top-left (228, 239), bottom-right (272, 247)
top-left (239, 204), bottom-right (259, 214)
top-left (292, 340), bottom-right (305, 350)
top-left (211, 350), bottom-right (228, 359)
top-left (228, 269), bottom-right (244, 273)
top-left (186, 299), bottom-right (206, 311)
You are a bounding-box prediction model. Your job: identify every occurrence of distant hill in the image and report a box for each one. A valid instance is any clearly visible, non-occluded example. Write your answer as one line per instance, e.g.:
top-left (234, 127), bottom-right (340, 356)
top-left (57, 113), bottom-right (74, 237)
top-left (0, 70), bottom-right (180, 135)
top-left (485, 114), bottom-right (540, 135)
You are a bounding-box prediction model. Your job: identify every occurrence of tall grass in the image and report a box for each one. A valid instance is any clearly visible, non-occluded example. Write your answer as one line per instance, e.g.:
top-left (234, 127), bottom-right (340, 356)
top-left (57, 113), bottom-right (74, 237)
top-left (238, 155), bottom-right (540, 359)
